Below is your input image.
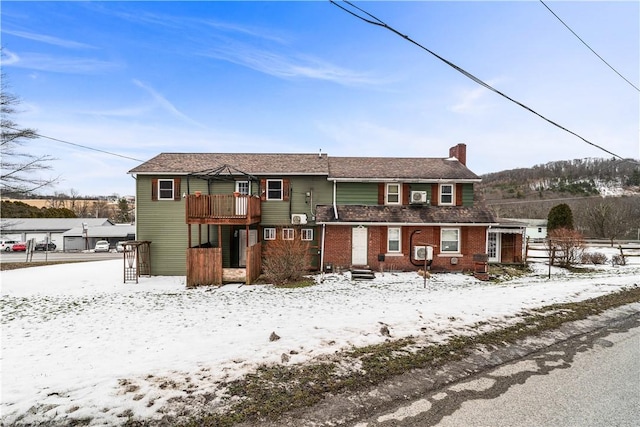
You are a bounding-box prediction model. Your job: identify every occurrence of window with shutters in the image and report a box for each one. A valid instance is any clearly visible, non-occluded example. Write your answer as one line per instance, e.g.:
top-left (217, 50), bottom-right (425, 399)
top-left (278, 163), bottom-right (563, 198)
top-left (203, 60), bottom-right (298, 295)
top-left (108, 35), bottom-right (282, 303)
top-left (266, 179), bottom-right (283, 200)
top-left (439, 184), bottom-right (454, 206)
top-left (158, 179), bottom-right (175, 200)
top-left (386, 183), bottom-right (400, 205)
top-left (441, 228), bottom-right (460, 253)
top-left (387, 227), bottom-right (401, 252)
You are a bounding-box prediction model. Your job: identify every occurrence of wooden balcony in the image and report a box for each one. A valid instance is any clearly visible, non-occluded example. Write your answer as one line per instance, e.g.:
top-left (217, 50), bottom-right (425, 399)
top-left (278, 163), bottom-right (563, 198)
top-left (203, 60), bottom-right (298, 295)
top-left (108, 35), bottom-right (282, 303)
top-left (186, 194), bottom-right (261, 225)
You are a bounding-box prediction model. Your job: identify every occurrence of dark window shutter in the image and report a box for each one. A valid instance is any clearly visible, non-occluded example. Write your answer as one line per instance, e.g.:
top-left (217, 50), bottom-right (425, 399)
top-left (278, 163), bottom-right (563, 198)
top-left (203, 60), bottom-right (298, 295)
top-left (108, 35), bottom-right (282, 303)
top-left (151, 178), bottom-right (158, 201)
top-left (402, 184), bottom-right (410, 205)
top-left (431, 184), bottom-right (438, 206)
top-left (283, 179), bottom-right (290, 201)
top-left (380, 226), bottom-right (388, 252)
top-left (174, 178), bottom-right (182, 201)
top-left (378, 183), bottom-right (385, 205)
top-left (260, 179), bottom-right (267, 201)
top-left (456, 183), bottom-right (463, 206)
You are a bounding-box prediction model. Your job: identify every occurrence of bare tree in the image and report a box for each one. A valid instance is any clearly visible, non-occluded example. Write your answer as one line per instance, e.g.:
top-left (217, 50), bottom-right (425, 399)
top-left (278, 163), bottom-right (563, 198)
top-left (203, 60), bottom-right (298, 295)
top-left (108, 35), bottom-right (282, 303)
top-left (1, 68), bottom-right (57, 195)
top-left (580, 198), bottom-right (634, 245)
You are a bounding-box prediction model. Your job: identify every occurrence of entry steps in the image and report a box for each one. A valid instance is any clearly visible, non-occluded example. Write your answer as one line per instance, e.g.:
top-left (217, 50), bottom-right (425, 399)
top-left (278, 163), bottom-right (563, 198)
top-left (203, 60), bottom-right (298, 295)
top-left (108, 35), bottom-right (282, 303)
top-left (350, 267), bottom-right (375, 280)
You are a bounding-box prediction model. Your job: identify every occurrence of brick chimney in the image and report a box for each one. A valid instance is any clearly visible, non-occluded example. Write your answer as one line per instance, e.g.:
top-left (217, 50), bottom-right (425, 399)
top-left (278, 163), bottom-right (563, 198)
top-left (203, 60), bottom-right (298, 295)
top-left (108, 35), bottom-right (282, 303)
top-left (449, 143), bottom-right (467, 166)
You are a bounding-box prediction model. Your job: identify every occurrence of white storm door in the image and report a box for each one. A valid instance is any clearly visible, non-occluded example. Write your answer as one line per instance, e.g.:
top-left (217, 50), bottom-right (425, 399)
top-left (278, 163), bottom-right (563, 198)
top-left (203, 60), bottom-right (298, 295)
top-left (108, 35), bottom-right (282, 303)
top-left (351, 226), bottom-right (368, 266)
top-left (488, 232), bottom-right (500, 263)
top-left (238, 229), bottom-right (258, 267)
top-left (235, 181), bottom-right (250, 215)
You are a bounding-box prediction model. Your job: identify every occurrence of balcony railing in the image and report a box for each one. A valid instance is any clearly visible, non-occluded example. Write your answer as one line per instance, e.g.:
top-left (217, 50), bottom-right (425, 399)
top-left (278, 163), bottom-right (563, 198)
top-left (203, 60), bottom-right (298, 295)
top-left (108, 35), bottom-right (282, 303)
top-left (186, 194), bottom-right (261, 224)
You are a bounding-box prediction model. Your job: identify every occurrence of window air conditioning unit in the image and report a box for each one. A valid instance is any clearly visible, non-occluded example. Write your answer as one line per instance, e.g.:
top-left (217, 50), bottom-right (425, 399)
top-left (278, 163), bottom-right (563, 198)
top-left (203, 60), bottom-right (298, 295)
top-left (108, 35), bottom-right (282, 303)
top-left (411, 191), bottom-right (428, 204)
top-left (291, 214), bottom-right (307, 225)
top-left (414, 245), bottom-right (433, 261)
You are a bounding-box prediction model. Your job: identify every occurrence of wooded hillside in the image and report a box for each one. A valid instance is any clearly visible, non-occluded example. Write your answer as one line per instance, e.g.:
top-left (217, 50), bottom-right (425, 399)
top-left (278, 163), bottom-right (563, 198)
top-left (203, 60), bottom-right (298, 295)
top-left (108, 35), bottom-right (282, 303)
top-left (479, 157), bottom-right (640, 240)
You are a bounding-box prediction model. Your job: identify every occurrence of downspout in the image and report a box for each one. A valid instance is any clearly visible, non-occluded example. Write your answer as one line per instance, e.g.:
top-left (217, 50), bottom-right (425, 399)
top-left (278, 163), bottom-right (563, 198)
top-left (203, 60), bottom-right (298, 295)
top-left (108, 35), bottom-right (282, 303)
top-left (320, 223), bottom-right (326, 279)
top-left (332, 180), bottom-right (339, 220)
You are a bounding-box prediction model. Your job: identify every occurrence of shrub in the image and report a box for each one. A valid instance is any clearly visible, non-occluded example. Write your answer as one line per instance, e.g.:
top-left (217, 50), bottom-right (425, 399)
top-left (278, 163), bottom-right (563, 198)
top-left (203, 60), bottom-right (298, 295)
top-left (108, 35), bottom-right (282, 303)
top-left (262, 237), bottom-right (311, 285)
top-left (546, 228), bottom-right (585, 267)
top-left (581, 252), bottom-right (608, 265)
top-left (611, 255), bottom-right (627, 266)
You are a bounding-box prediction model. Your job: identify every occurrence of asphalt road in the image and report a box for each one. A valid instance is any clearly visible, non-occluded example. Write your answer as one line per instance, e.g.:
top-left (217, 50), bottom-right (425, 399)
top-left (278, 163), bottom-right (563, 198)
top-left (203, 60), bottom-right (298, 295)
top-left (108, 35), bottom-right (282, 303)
top-left (260, 303), bottom-right (640, 427)
top-left (371, 313), bottom-right (640, 427)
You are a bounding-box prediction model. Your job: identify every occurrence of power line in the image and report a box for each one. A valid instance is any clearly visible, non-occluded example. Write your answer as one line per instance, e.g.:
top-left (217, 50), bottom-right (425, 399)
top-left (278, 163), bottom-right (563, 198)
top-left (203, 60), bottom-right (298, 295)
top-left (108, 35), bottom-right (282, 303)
top-left (539, 0), bottom-right (639, 92)
top-left (4, 126), bottom-right (144, 162)
top-left (330, 1), bottom-right (639, 166)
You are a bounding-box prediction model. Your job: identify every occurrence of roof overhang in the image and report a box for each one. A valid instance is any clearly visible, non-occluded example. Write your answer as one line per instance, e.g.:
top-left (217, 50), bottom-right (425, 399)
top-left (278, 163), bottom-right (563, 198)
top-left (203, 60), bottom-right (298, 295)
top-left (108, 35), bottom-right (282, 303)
top-left (328, 178), bottom-right (482, 183)
top-left (316, 221), bottom-right (499, 227)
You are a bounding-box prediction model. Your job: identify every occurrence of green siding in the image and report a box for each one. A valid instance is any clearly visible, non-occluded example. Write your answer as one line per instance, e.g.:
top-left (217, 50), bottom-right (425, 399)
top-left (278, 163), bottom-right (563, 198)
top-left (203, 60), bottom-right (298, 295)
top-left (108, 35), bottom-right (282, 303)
top-left (407, 184), bottom-right (432, 200)
top-left (462, 183), bottom-right (474, 206)
top-left (261, 176), bottom-right (332, 225)
top-left (136, 176), bottom-right (188, 275)
top-left (336, 182), bottom-right (378, 205)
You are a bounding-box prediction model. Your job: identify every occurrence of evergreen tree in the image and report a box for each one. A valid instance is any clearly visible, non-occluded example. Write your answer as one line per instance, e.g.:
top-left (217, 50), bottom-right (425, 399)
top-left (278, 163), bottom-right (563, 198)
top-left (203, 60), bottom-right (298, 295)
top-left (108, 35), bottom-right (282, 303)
top-left (547, 203), bottom-right (574, 231)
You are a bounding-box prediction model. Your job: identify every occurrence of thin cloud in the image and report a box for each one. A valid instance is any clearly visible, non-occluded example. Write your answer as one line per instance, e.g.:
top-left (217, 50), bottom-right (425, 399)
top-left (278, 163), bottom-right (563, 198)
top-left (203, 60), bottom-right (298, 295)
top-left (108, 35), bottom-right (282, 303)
top-left (449, 79), bottom-right (501, 114)
top-left (132, 79), bottom-right (205, 128)
top-left (201, 45), bottom-right (381, 86)
top-left (3, 52), bottom-right (121, 74)
top-left (2, 29), bottom-right (96, 49)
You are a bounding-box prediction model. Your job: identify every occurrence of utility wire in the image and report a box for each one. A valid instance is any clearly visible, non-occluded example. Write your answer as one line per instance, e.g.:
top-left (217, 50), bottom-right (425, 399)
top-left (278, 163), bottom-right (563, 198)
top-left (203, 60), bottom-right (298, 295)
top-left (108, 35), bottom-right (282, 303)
top-left (540, 0), bottom-right (639, 92)
top-left (330, 1), bottom-right (639, 165)
top-left (4, 126), bottom-right (144, 162)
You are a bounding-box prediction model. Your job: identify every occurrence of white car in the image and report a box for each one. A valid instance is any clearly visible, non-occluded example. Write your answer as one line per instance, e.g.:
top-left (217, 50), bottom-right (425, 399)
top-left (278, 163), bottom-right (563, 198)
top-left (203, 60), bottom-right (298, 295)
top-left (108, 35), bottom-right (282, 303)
top-left (94, 240), bottom-right (111, 252)
top-left (1, 239), bottom-right (17, 252)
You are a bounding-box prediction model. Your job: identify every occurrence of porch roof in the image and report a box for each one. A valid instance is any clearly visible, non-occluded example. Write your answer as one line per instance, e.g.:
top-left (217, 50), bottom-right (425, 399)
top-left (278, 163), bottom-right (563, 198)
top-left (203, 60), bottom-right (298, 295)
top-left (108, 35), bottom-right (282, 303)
top-left (315, 204), bottom-right (497, 225)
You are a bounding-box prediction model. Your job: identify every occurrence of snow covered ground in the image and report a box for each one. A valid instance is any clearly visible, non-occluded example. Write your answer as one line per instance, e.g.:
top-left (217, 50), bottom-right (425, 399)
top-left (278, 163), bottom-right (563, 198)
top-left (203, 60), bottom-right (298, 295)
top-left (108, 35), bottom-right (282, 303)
top-left (1, 248), bottom-right (639, 426)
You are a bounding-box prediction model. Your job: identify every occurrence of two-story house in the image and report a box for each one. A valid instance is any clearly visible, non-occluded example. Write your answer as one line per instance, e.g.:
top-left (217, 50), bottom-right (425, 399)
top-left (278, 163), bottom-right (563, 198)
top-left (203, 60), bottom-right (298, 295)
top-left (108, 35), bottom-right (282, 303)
top-left (129, 144), bottom-right (497, 285)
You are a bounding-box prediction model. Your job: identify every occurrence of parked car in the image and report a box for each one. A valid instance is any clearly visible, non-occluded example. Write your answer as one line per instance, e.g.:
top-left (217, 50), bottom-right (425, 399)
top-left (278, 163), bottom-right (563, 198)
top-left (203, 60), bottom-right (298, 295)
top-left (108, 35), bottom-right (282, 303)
top-left (116, 241), bottom-right (126, 252)
top-left (94, 240), bottom-right (111, 252)
top-left (1, 239), bottom-right (17, 252)
top-left (11, 242), bottom-right (27, 252)
top-left (35, 242), bottom-right (57, 251)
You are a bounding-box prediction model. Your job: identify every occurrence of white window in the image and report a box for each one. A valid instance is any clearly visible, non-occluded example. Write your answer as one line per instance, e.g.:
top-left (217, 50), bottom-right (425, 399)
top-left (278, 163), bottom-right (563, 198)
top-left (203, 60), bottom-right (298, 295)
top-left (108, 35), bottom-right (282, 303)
top-left (282, 228), bottom-right (295, 240)
top-left (439, 184), bottom-right (454, 205)
top-left (441, 228), bottom-right (460, 253)
top-left (266, 179), bottom-right (283, 200)
top-left (158, 179), bottom-right (175, 200)
top-left (386, 183), bottom-right (400, 205)
top-left (264, 228), bottom-right (276, 241)
top-left (301, 229), bottom-right (314, 241)
top-left (388, 227), bottom-right (401, 252)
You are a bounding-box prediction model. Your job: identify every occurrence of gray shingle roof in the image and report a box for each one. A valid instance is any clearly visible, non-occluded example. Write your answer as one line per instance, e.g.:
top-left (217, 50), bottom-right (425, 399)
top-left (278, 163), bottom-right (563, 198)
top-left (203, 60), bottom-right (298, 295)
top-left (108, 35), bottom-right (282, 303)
top-left (129, 153), bottom-right (481, 181)
top-left (315, 205), bottom-right (496, 225)
top-left (328, 157), bottom-right (479, 180)
top-left (129, 153), bottom-right (330, 175)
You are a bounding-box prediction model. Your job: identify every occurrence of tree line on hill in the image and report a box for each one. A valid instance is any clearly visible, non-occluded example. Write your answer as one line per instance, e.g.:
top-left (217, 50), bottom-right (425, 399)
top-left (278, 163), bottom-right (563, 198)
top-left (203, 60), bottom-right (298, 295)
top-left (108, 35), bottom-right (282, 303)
top-left (1, 197), bottom-right (133, 223)
top-left (480, 158), bottom-right (640, 241)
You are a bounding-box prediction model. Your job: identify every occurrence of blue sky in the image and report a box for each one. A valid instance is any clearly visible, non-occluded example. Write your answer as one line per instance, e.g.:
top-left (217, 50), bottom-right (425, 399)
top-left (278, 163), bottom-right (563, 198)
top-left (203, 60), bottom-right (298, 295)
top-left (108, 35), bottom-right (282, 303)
top-left (2, 1), bottom-right (638, 197)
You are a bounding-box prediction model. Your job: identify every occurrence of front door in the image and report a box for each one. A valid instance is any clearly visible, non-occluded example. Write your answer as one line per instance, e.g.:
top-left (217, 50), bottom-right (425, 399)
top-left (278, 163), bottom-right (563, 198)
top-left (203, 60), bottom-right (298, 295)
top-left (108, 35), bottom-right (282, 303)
top-left (235, 181), bottom-right (250, 215)
top-left (488, 232), bottom-right (500, 263)
top-left (238, 229), bottom-right (258, 267)
top-left (351, 226), bottom-right (368, 266)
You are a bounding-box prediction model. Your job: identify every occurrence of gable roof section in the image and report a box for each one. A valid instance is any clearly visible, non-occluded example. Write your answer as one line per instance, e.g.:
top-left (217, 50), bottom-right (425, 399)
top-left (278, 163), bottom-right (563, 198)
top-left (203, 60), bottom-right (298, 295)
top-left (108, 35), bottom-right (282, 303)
top-left (129, 153), bottom-right (330, 176)
top-left (328, 157), bottom-right (480, 181)
top-left (130, 152), bottom-right (482, 181)
top-left (315, 205), bottom-right (496, 225)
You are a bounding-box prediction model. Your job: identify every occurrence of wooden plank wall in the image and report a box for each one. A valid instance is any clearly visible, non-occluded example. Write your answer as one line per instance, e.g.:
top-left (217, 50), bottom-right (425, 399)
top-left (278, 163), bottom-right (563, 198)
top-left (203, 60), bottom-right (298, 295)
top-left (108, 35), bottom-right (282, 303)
top-left (246, 242), bottom-right (262, 284)
top-left (187, 247), bottom-right (222, 287)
